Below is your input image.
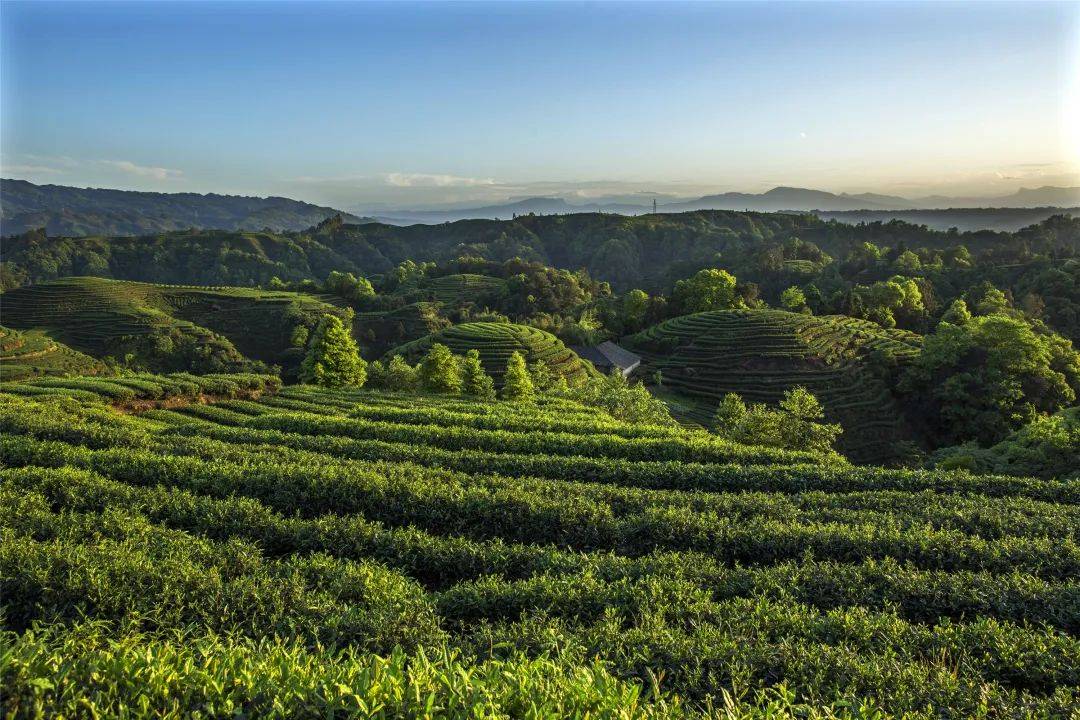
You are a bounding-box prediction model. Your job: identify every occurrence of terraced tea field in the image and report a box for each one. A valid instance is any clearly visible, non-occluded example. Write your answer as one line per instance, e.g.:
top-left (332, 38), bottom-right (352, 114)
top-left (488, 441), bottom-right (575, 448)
top-left (0, 277), bottom-right (348, 374)
top-left (354, 301), bottom-right (450, 356)
top-left (2, 378), bottom-right (1078, 717)
top-left (0, 326), bottom-right (105, 381)
top-left (625, 309), bottom-right (923, 464)
top-left (425, 273), bottom-right (507, 304)
top-left (389, 321), bottom-right (599, 385)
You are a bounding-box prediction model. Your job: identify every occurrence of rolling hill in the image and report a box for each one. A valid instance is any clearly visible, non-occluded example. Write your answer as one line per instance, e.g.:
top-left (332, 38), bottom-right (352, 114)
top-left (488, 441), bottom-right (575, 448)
top-left (0, 277), bottom-right (350, 377)
top-left (387, 322), bottom-right (599, 385)
top-left (624, 309), bottom-right (924, 464)
top-left (5, 210), bottom-right (1079, 295)
top-left (0, 326), bottom-right (106, 381)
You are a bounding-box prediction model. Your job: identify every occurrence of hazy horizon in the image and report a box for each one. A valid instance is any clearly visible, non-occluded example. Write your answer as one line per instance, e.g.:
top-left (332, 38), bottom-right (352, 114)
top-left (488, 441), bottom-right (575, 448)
top-left (2, 1), bottom-right (1078, 210)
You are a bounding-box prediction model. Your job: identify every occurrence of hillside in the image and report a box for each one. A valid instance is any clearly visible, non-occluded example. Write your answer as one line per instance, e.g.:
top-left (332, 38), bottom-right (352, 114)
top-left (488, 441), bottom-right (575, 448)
top-left (2, 380), bottom-right (1077, 717)
top-left (387, 322), bottom-right (598, 385)
top-left (0, 277), bottom-right (350, 377)
top-left (0, 326), bottom-right (106, 381)
top-left (4, 210), bottom-right (1079, 297)
top-left (0, 179), bottom-right (366, 236)
top-left (625, 309), bottom-right (923, 464)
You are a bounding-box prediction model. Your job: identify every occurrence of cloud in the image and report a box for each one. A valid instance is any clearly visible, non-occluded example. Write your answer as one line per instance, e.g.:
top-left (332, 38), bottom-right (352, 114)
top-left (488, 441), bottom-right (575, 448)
top-left (101, 160), bottom-right (183, 180)
top-left (383, 173), bottom-right (496, 188)
top-left (1, 164), bottom-right (66, 175)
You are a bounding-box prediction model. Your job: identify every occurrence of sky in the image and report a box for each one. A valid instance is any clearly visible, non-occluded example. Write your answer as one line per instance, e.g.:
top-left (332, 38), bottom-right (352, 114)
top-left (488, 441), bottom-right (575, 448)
top-left (2, 1), bottom-right (1078, 211)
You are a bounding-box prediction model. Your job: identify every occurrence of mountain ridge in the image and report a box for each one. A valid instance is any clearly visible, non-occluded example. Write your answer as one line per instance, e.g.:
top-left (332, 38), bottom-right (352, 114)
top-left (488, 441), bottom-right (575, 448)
top-left (370, 185), bottom-right (1080, 224)
top-left (1, 178), bottom-right (368, 236)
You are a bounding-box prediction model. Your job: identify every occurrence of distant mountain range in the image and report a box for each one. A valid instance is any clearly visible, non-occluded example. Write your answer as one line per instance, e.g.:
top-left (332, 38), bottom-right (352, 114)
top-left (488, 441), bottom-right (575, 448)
top-left (1, 179), bottom-right (367, 237)
top-left (2, 179), bottom-right (1077, 237)
top-left (371, 185), bottom-right (1080, 224)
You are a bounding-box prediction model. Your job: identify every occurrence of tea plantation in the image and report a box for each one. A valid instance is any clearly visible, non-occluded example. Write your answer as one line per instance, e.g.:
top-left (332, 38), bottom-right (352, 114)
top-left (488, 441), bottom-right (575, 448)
top-left (0, 277), bottom-right (350, 376)
top-left (625, 310), bottom-right (924, 464)
top-left (0, 326), bottom-right (105, 381)
top-left (1, 378), bottom-right (1078, 718)
top-left (388, 321), bottom-right (599, 385)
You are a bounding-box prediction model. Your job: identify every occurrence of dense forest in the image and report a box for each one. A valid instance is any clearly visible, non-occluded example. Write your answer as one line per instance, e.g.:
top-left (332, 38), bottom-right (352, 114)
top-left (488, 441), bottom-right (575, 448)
top-left (5, 210), bottom-right (1079, 340)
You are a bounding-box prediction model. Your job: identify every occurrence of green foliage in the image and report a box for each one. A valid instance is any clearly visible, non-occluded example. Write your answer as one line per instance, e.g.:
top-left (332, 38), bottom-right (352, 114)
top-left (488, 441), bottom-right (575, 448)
top-left (933, 407), bottom-right (1080, 480)
top-left (625, 309), bottom-right (920, 464)
top-left (527, 359), bottom-right (554, 392)
top-left (893, 250), bottom-right (922, 274)
top-left (780, 286), bottom-right (806, 311)
top-left (325, 270), bottom-right (375, 302)
top-left (2, 383), bottom-right (1079, 718)
top-left (300, 315), bottom-right (366, 388)
top-left (622, 288), bottom-right (651, 330)
top-left (2, 623), bottom-right (689, 720)
top-left (461, 350), bottom-right (496, 400)
top-left (562, 370), bottom-right (674, 426)
top-left (940, 299), bottom-right (972, 326)
top-left (384, 355), bottom-right (420, 392)
top-left (500, 351), bottom-right (534, 402)
top-left (419, 343), bottom-right (462, 394)
top-left (289, 324), bottom-right (309, 348)
top-left (902, 313), bottom-right (1080, 445)
top-left (388, 322), bottom-right (597, 388)
top-left (672, 268), bottom-right (741, 313)
top-left (714, 387), bottom-right (843, 454)
top-left (849, 276), bottom-right (925, 329)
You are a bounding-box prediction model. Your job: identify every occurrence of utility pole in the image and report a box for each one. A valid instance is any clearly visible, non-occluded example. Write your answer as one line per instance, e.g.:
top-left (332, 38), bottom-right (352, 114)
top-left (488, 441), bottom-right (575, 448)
top-left (652, 198), bottom-right (657, 214)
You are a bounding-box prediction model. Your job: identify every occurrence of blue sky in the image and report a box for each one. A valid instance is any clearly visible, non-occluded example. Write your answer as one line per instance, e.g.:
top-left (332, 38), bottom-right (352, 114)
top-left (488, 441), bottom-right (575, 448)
top-left (2, 1), bottom-right (1077, 209)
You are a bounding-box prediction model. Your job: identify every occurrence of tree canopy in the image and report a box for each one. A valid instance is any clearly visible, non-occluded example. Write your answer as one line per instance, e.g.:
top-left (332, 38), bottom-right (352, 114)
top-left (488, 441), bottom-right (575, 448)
top-left (299, 314), bottom-right (367, 388)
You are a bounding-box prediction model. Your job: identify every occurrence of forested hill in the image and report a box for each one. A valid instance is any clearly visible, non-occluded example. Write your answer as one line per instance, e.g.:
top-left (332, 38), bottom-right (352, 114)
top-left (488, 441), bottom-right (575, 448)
top-left (4, 208), bottom-right (1078, 295)
top-left (0, 179), bottom-right (366, 236)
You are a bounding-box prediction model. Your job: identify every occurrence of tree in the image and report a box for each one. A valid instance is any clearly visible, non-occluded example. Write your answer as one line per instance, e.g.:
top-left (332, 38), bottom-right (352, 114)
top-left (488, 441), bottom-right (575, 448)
top-left (780, 286), bottom-right (806, 312)
top-left (778, 386), bottom-right (841, 453)
top-left (974, 287), bottom-right (1011, 316)
top-left (384, 354), bottom-right (419, 391)
top-left (419, 343), bottom-right (461, 394)
top-left (672, 268), bottom-right (741, 314)
top-left (528, 360), bottom-right (554, 391)
top-left (501, 351), bottom-right (534, 401)
top-left (893, 250), bottom-right (922, 274)
top-left (713, 392), bottom-right (747, 428)
top-left (569, 369), bottom-right (673, 425)
top-left (622, 289), bottom-right (650, 331)
top-left (713, 387), bottom-right (841, 454)
top-left (901, 314), bottom-right (1080, 445)
top-left (326, 271), bottom-right (375, 302)
top-left (461, 349), bottom-right (496, 399)
top-left (940, 299), bottom-right (972, 326)
top-left (289, 325), bottom-right (309, 348)
top-left (299, 314), bottom-right (366, 388)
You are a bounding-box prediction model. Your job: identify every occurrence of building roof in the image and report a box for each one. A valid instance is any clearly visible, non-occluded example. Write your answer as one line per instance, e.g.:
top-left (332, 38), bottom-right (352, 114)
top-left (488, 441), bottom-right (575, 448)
top-left (572, 340), bottom-right (641, 372)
